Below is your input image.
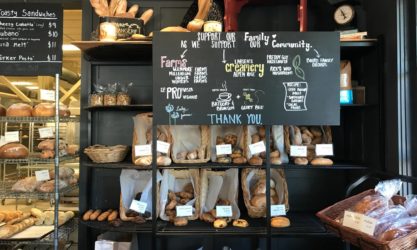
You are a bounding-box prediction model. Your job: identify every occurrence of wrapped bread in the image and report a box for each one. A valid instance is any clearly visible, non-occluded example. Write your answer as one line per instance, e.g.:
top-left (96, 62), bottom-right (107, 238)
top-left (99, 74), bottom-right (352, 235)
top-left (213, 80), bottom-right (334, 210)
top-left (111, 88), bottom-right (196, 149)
top-left (0, 143), bottom-right (29, 159)
top-left (11, 177), bottom-right (41, 192)
top-left (6, 103), bottom-right (32, 117)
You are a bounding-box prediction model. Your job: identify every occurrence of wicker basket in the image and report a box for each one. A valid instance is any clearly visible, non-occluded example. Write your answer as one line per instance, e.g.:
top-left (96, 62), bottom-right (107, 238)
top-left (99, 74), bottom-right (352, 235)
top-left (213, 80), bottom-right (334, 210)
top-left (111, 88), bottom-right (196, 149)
top-left (316, 189), bottom-right (416, 250)
top-left (84, 144), bottom-right (128, 163)
top-left (160, 169), bottom-right (200, 221)
top-left (199, 169), bottom-right (239, 219)
top-left (210, 125), bottom-right (247, 163)
top-left (132, 113), bottom-right (172, 167)
top-left (241, 168), bottom-right (289, 218)
top-left (284, 126), bottom-right (332, 161)
top-left (171, 125), bottom-right (210, 164)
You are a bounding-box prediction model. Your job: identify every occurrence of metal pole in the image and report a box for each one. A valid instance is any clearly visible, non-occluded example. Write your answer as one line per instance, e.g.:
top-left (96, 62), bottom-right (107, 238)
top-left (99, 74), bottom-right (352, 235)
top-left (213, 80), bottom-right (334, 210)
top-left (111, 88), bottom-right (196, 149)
top-left (54, 73), bottom-right (60, 250)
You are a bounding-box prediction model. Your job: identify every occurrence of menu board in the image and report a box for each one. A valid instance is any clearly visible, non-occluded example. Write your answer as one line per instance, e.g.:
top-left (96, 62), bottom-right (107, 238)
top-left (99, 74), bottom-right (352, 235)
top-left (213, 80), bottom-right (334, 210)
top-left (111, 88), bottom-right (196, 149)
top-left (153, 32), bottom-right (340, 125)
top-left (0, 3), bottom-right (63, 76)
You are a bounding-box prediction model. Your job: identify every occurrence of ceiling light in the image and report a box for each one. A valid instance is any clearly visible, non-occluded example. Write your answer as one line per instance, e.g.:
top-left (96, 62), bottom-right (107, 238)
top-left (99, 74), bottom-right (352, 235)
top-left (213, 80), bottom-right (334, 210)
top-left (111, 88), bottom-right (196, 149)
top-left (12, 81), bottom-right (32, 86)
top-left (25, 86), bottom-right (39, 90)
top-left (62, 44), bottom-right (80, 51)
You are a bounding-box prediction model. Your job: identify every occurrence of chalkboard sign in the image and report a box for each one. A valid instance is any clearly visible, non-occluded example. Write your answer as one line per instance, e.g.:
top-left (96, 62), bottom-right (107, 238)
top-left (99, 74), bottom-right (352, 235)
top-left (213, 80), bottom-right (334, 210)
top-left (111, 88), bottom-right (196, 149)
top-left (0, 3), bottom-right (63, 76)
top-left (153, 32), bottom-right (340, 125)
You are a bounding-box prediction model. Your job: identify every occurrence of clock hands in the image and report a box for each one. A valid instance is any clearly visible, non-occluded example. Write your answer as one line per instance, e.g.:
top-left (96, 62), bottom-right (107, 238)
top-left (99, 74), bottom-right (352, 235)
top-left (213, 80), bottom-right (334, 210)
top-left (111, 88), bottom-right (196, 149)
top-left (340, 9), bottom-right (347, 19)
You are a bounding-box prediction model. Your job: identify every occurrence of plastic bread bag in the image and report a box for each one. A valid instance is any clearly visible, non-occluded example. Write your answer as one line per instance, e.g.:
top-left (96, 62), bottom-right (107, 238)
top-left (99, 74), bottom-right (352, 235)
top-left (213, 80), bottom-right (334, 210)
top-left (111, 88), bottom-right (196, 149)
top-left (372, 205), bottom-right (409, 237)
top-left (378, 216), bottom-right (417, 241)
top-left (120, 169), bottom-right (162, 220)
top-left (117, 82), bottom-right (132, 105)
top-left (405, 196), bottom-right (417, 216)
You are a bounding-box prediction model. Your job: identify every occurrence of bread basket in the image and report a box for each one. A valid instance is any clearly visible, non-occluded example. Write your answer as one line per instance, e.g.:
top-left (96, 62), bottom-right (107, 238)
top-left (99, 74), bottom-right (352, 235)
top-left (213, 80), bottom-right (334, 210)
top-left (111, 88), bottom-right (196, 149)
top-left (316, 189), bottom-right (415, 250)
top-left (241, 168), bottom-right (289, 218)
top-left (84, 144), bottom-right (128, 163)
top-left (210, 125), bottom-right (247, 164)
top-left (171, 125), bottom-right (210, 164)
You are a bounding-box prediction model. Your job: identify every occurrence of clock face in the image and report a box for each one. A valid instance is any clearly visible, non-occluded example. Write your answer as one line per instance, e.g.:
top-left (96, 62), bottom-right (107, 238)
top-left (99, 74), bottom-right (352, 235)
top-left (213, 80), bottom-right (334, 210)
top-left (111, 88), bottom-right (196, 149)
top-left (334, 5), bottom-right (355, 25)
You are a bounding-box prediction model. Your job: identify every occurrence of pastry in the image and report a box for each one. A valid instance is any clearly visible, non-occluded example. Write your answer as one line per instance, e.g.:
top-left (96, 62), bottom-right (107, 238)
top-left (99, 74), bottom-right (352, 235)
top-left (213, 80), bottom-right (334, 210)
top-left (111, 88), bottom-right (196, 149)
top-left (174, 217), bottom-right (188, 226)
top-left (201, 212), bottom-right (215, 223)
top-left (98, 209), bottom-right (113, 221)
top-left (0, 143), bottom-right (29, 159)
top-left (302, 133), bottom-right (312, 144)
top-left (183, 183), bottom-right (194, 194)
top-left (217, 157), bottom-right (231, 163)
top-left (294, 157), bottom-right (308, 165)
top-left (270, 157), bottom-right (282, 165)
top-left (250, 194), bottom-right (267, 208)
top-left (186, 150), bottom-right (198, 160)
top-left (233, 219), bottom-right (249, 228)
top-left (251, 180), bottom-right (266, 195)
top-left (90, 209), bottom-right (102, 220)
top-left (249, 156), bottom-right (263, 166)
top-left (213, 218), bottom-right (228, 228)
top-left (6, 103), bottom-right (32, 117)
top-left (233, 157), bottom-right (247, 164)
top-left (176, 191), bottom-right (193, 199)
top-left (157, 156), bottom-right (172, 166)
top-left (271, 217), bottom-right (290, 228)
top-left (251, 134), bottom-right (260, 143)
top-left (166, 200), bottom-right (177, 210)
top-left (311, 157), bottom-right (333, 166)
top-left (310, 127), bottom-right (322, 137)
top-left (108, 210), bottom-right (118, 221)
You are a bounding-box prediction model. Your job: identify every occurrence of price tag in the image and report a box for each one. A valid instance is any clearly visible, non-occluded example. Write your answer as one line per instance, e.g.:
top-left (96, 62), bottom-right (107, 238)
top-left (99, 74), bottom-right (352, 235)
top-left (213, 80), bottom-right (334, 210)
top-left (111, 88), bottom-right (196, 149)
top-left (35, 170), bottom-right (50, 182)
top-left (40, 89), bottom-right (55, 101)
top-left (315, 144), bottom-right (334, 156)
top-left (157, 141), bottom-right (170, 154)
top-left (216, 144), bottom-right (232, 155)
top-left (135, 145), bottom-right (152, 156)
top-left (216, 205), bottom-right (233, 217)
top-left (342, 211), bottom-right (377, 235)
top-left (290, 145), bottom-right (307, 157)
top-left (176, 205), bottom-right (193, 217)
top-left (39, 127), bottom-right (54, 138)
top-left (129, 200), bottom-right (147, 214)
top-left (5, 131), bottom-right (19, 143)
top-left (249, 141), bottom-right (266, 155)
top-left (270, 204), bottom-right (286, 216)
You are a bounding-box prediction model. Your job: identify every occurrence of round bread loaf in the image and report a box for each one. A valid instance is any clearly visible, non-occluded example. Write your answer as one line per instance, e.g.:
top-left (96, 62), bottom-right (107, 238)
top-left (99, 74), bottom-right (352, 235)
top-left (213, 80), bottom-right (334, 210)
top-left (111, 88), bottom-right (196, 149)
top-left (0, 143), bottom-right (29, 159)
top-left (32, 103), bottom-right (54, 117)
top-left (6, 103), bottom-right (32, 117)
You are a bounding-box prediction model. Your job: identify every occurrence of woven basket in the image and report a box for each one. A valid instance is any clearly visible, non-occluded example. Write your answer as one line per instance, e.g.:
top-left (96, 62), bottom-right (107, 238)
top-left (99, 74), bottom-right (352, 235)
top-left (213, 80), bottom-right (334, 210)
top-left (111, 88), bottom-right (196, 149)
top-left (210, 125), bottom-right (247, 163)
top-left (161, 169), bottom-right (200, 221)
top-left (284, 126), bottom-right (332, 161)
top-left (171, 125), bottom-right (210, 164)
top-left (241, 168), bottom-right (289, 218)
top-left (316, 189), bottom-right (415, 250)
top-left (199, 169), bottom-right (239, 219)
top-left (132, 113), bottom-right (172, 166)
top-left (84, 144), bottom-right (128, 163)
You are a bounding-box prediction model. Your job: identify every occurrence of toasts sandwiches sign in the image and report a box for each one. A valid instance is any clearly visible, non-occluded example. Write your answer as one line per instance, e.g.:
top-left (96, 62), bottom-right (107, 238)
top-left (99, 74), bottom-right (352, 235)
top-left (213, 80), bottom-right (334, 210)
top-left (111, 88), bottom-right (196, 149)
top-left (153, 32), bottom-right (340, 125)
top-left (0, 4), bottom-right (63, 76)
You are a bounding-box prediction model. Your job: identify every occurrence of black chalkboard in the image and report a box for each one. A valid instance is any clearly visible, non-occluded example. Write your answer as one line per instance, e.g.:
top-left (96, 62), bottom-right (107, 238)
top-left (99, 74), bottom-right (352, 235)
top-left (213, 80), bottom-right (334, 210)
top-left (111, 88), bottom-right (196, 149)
top-left (153, 32), bottom-right (340, 125)
top-left (0, 3), bottom-right (63, 76)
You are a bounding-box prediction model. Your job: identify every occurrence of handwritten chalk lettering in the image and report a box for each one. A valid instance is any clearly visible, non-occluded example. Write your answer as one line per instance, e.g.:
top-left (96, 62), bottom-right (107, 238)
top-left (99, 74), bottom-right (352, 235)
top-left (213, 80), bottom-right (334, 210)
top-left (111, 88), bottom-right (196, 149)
top-left (225, 63), bottom-right (264, 78)
top-left (283, 82), bottom-right (308, 111)
top-left (306, 57), bottom-right (334, 68)
top-left (244, 32), bottom-right (270, 48)
top-left (197, 32), bottom-right (221, 41)
top-left (161, 56), bottom-right (187, 68)
top-left (211, 40), bottom-right (236, 49)
top-left (166, 87), bottom-right (194, 99)
top-left (192, 41), bottom-right (200, 48)
top-left (266, 55), bottom-right (289, 64)
top-left (270, 65), bottom-right (293, 76)
top-left (271, 39), bottom-right (312, 52)
top-left (180, 40), bottom-right (187, 48)
top-left (246, 114), bottom-right (262, 124)
top-left (208, 114), bottom-right (242, 124)
top-left (194, 67), bottom-right (207, 83)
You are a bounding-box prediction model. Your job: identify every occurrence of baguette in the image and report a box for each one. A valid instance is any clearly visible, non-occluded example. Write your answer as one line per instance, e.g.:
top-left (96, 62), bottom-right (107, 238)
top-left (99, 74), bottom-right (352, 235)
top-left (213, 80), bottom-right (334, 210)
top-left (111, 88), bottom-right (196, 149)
top-left (82, 209), bottom-right (93, 221)
top-left (0, 218), bottom-right (35, 239)
top-left (98, 209), bottom-right (112, 221)
top-left (127, 4), bottom-right (139, 17)
top-left (6, 212), bottom-right (31, 225)
top-left (108, 210), bottom-right (118, 221)
top-left (90, 209), bottom-right (102, 221)
top-left (139, 9), bottom-right (153, 25)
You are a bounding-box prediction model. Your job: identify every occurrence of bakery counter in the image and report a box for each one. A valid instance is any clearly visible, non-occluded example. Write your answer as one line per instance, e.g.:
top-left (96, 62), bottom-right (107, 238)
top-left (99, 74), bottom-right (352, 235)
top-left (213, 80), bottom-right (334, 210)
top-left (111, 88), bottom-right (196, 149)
top-left (0, 116), bottom-right (80, 123)
top-left (80, 219), bottom-right (154, 233)
top-left (271, 212), bottom-right (331, 238)
top-left (157, 217), bottom-right (267, 237)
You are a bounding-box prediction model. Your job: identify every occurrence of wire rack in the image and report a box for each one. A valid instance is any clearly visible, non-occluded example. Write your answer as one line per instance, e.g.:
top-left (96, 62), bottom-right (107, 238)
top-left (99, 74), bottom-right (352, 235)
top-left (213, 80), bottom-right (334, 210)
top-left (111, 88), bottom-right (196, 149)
top-left (0, 218), bottom-right (78, 249)
top-left (0, 182), bottom-right (78, 200)
top-left (0, 116), bottom-right (80, 123)
top-left (0, 155), bottom-right (79, 165)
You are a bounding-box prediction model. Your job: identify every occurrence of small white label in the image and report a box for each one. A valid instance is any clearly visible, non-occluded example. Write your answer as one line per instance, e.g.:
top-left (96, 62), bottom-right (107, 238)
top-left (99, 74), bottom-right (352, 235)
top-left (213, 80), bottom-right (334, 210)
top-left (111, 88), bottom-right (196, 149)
top-left (0, 136), bottom-right (6, 147)
top-left (40, 89), bottom-right (55, 101)
top-left (216, 205), bottom-right (233, 217)
top-left (216, 144), bottom-right (232, 155)
top-left (290, 145), bottom-right (307, 157)
top-left (342, 211), bottom-right (377, 235)
top-left (176, 205), bottom-right (193, 217)
top-left (35, 170), bottom-right (50, 182)
top-left (249, 141), bottom-right (266, 155)
top-left (270, 204), bottom-right (286, 216)
top-left (5, 131), bottom-right (19, 143)
top-left (135, 144), bottom-right (152, 156)
top-left (129, 200), bottom-right (147, 214)
top-left (316, 144), bottom-right (334, 156)
top-left (157, 141), bottom-right (170, 154)
top-left (39, 127), bottom-right (54, 138)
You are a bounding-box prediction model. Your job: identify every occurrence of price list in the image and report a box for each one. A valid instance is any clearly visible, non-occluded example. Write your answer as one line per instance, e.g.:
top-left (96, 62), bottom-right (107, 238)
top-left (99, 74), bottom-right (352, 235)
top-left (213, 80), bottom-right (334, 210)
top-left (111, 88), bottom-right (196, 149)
top-left (0, 3), bottom-right (63, 76)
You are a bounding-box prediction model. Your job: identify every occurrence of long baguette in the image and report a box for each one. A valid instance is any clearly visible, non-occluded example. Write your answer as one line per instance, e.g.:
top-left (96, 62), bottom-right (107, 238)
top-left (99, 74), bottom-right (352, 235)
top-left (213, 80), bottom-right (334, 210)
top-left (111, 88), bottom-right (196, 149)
top-left (0, 218), bottom-right (35, 239)
top-left (6, 212), bottom-right (31, 225)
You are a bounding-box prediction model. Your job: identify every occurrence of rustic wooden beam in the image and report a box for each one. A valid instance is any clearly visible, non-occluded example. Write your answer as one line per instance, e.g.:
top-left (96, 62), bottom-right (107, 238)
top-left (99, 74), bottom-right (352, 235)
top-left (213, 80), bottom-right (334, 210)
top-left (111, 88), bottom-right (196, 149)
top-left (60, 80), bottom-right (80, 103)
top-left (59, 86), bottom-right (78, 103)
top-left (0, 76), bottom-right (32, 103)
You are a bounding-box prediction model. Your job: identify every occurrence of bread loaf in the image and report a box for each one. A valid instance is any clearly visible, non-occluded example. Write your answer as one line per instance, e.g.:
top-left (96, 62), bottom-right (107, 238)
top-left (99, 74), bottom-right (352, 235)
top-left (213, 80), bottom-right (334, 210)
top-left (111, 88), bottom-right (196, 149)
top-left (32, 103), bottom-right (54, 117)
top-left (294, 157), bottom-right (308, 165)
top-left (161, 26), bottom-right (190, 32)
top-left (40, 150), bottom-right (54, 159)
top-left (6, 103), bottom-right (32, 117)
top-left (0, 218), bottom-right (35, 239)
top-left (0, 104), bottom-right (6, 116)
top-left (38, 139), bottom-right (55, 151)
top-left (0, 143), bottom-right (29, 159)
top-left (271, 217), bottom-right (290, 228)
top-left (311, 157), bottom-right (333, 166)
top-left (11, 177), bottom-right (40, 192)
